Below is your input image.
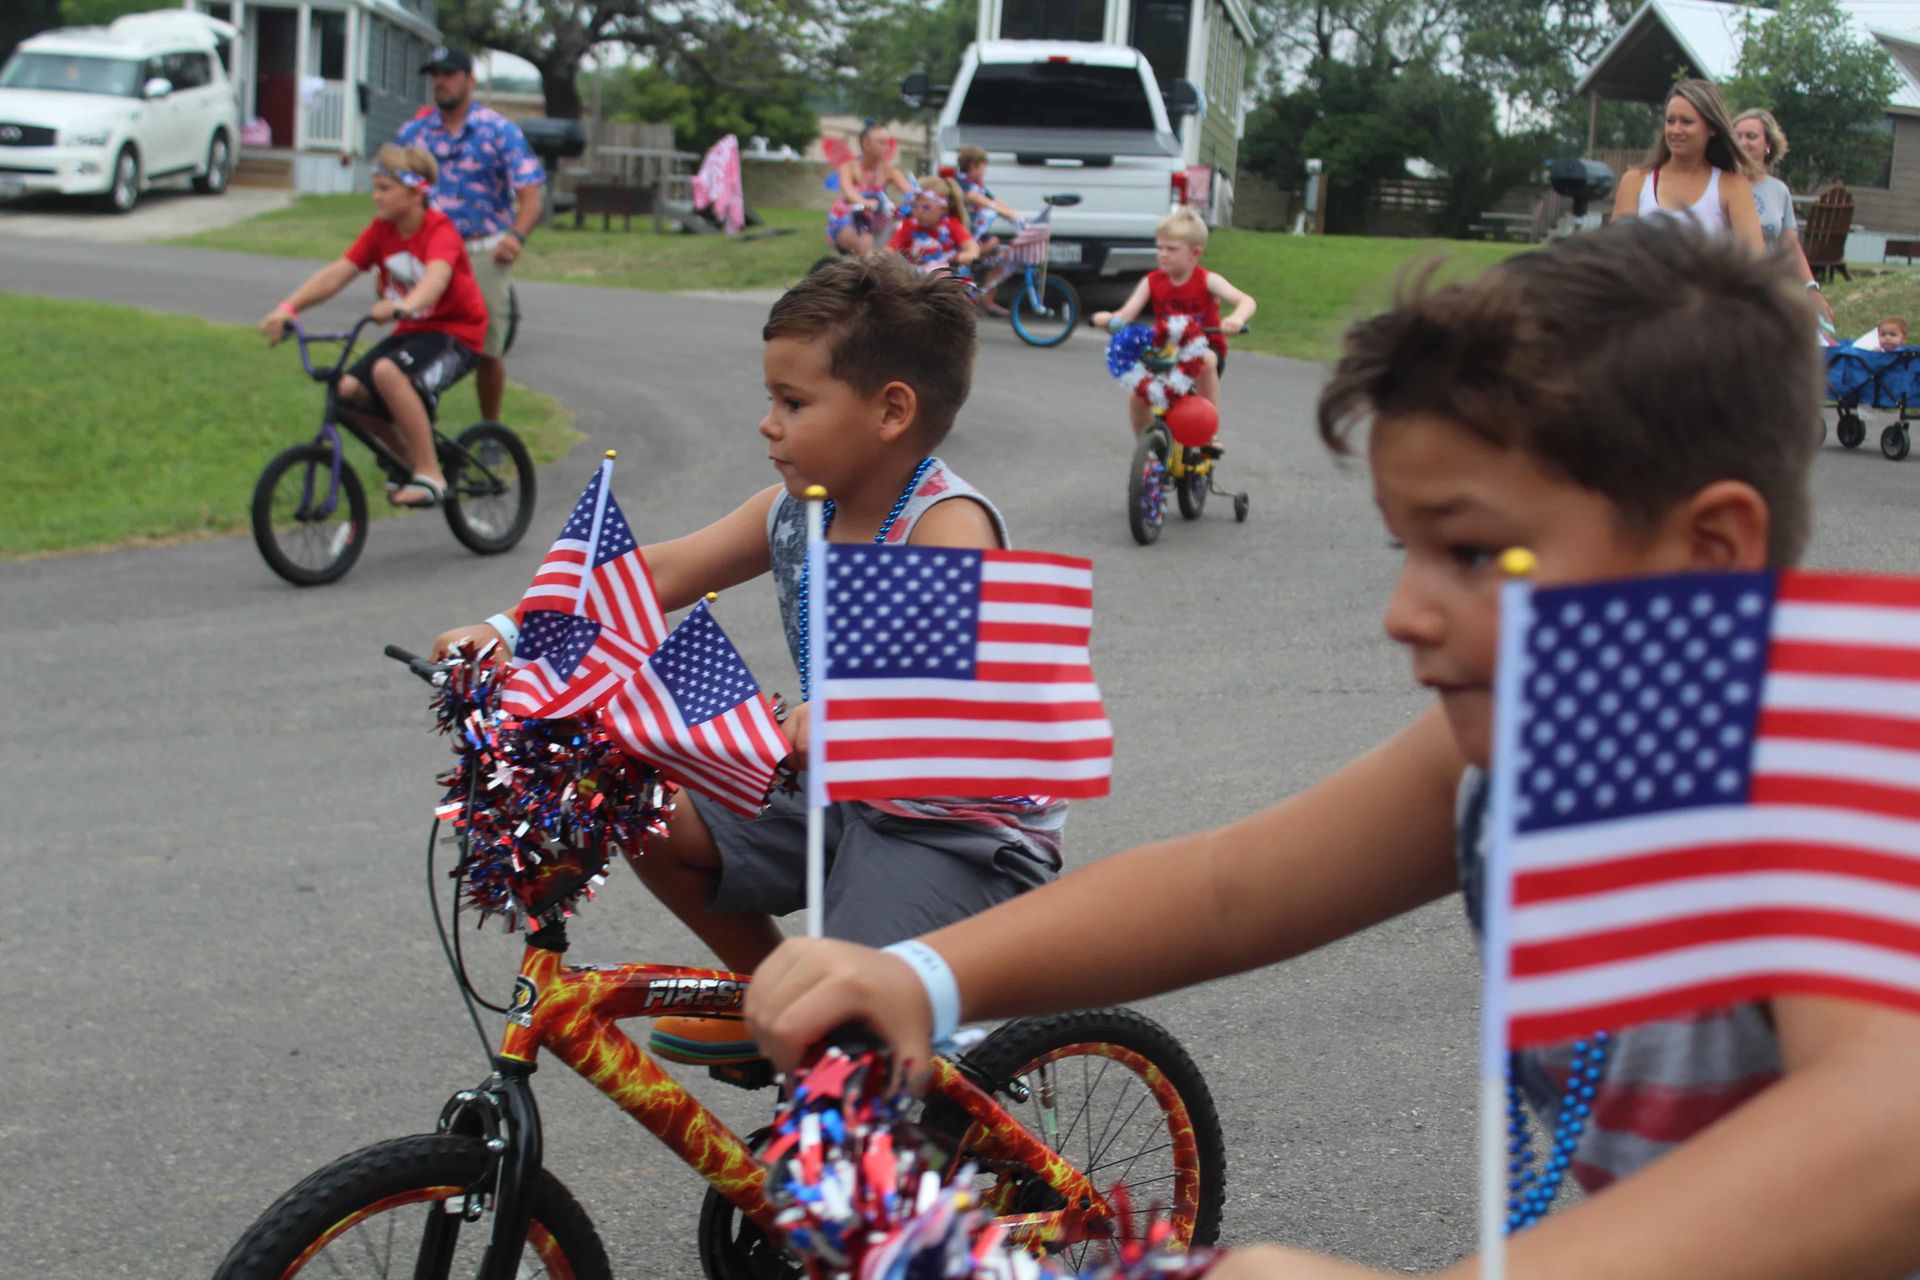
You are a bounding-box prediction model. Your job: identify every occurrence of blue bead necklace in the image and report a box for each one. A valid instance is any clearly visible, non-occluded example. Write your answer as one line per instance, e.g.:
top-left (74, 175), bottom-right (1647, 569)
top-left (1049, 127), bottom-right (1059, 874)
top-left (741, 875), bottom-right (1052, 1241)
top-left (795, 457), bottom-right (937, 702)
top-left (1506, 1030), bottom-right (1610, 1232)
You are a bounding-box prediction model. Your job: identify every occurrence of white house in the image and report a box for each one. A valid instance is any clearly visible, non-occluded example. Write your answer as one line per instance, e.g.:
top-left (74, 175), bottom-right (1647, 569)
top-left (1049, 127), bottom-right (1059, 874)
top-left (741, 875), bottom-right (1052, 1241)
top-left (976, 0), bottom-right (1254, 177)
top-left (1576, 0), bottom-right (1920, 239)
top-left (181, 0), bottom-right (440, 192)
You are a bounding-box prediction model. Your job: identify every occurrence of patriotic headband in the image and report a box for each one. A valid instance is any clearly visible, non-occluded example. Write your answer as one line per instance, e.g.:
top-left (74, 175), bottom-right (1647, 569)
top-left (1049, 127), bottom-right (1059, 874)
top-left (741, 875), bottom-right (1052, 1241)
top-left (373, 163), bottom-right (430, 190)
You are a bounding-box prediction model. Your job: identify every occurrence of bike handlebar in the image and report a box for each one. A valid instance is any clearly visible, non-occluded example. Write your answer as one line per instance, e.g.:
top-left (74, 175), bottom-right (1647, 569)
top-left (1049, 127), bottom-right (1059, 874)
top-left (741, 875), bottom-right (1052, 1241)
top-left (385, 643), bottom-right (451, 688)
top-left (282, 313), bottom-right (411, 378)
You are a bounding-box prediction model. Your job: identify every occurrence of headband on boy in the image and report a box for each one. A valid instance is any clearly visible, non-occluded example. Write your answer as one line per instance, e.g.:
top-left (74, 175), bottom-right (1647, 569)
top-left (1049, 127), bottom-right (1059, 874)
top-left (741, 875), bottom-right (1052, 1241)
top-left (372, 164), bottom-right (430, 191)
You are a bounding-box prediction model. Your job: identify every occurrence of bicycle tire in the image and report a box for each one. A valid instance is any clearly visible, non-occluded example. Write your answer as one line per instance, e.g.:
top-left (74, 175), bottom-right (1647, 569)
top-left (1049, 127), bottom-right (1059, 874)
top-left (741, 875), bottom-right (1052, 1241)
top-left (1176, 448), bottom-right (1209, 519)
top-left (503, 284), bottom-right (522, 355)
top-left (922, 1007), bottom-right (1227, 1267)
top-left (697, 1127), bottom-right (803, 1280)
top-left (1009, 273), bottom-right (1082, 348)
top-left (210, 1133), bottom-right (611, 1280)
top-left (252, 443), bottom-right (368, 587)
top-left (1128, 427), bottom-right (1169, 546)
top-left (443, 422), bottom-right (536, 556)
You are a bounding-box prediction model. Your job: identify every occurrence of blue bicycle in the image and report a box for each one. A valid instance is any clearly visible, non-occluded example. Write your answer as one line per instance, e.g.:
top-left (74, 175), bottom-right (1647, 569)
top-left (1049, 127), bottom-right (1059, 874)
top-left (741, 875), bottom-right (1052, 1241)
top-left (991, 192), bottom-right (1083, 348)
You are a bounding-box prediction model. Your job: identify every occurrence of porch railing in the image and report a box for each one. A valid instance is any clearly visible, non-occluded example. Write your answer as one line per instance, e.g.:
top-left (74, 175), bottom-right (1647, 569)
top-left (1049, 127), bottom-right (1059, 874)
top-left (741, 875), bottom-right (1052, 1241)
top-left (298, 79), bottom-right (348, 149)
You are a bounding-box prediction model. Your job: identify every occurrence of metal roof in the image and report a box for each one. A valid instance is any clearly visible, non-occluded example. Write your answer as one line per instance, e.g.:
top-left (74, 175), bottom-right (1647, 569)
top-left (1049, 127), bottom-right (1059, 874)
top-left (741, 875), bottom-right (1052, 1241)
top-left (1576, 0), bottom-right (1920, 112)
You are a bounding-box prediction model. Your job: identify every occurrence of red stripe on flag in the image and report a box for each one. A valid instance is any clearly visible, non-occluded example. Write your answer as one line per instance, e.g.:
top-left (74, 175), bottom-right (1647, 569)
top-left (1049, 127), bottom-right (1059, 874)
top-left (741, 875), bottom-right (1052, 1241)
top-left (1511, 908), bottom-right (1920, 976)
top-left (1759, 708), bottom-right (1920, 752)
top-left (978, 622), bottom-right (1093, 646)
top-left (1752, 774), bottom-right (1920, 820)
top-left (1769, 640), bottom-right (1920, 681)
top-left (973, 662), bottom-right (1097, 683)
top-left (1515, 841), bottom-right (1920, 902)
top-left (824, 737), bottom-right (1113, 762)
top-left (826, 774), bottom-right (1111, 801)
top-left (1511, 973), bottom-right (1920, 1047)
top-left (1778, 570), bottom-right (1920, 609)
top-left (987, 549), bottom-right (1091, 572)
top-left (981, 582), bottom-right (1094, 608)
top-left (825, 697), bottom-right (1108, 722)
top-left (1587, 1069), bottom-right (1780, 1146)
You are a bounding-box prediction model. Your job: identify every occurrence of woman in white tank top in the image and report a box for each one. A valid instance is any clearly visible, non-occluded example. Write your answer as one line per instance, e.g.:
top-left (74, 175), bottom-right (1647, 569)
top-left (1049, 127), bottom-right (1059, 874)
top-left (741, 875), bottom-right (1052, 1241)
top-left (1610, 78), bottom-right (1765, 252)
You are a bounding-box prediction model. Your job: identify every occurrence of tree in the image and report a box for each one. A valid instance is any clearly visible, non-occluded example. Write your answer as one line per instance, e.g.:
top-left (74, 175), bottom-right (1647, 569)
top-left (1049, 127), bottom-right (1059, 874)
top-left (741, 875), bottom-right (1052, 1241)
top-left (833, 0), bottom-right (976, 124)
top-left (1727, 0), bottom-right (1901, 189)
top-left (1390, 64), bottom-right (1555, 236)
top-left (0, 0), bottom-right (60, 64)
top-left (56, 0), bottom-right (152, 26)
top-left (597, 18), bottom-right (819, 153)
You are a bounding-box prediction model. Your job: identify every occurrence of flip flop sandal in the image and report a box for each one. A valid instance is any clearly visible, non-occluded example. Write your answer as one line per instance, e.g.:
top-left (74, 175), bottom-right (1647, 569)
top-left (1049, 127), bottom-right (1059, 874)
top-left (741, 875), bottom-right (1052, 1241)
top-left (390, 475), bottom-right (445, 508)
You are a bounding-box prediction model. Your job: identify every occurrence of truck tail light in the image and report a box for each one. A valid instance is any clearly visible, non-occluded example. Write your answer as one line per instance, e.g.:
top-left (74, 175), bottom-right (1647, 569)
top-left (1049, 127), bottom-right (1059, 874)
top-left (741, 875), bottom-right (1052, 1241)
top-left (1170, 171), bottom-right (1189, 206)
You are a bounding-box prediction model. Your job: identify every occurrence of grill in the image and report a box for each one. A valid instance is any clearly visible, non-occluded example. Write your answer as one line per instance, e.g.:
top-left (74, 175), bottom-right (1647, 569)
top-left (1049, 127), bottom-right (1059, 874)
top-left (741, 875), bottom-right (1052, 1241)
top-left (0, 123), bottom-right (57, 147)
top-left (1004, 221), bottom-right (1052, 267)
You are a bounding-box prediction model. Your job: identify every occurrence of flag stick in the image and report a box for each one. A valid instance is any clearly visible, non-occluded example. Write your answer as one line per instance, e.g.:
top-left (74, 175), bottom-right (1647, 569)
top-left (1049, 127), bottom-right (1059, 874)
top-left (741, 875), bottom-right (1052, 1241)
top-left (575, 450), bottom-right (617, 615)
top-left (803, 485), bottom-right (829, 938)
top-left (1479, 546), bottom-right (1537, 1280)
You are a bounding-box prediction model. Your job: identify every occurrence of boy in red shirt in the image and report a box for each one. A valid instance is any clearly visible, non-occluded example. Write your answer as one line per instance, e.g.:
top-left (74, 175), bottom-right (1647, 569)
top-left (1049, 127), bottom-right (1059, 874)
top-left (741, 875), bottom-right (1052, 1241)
top-left (258, 144), bottom-right (489, 507)
top-left (1093, 206), bottom-right (1256, 443)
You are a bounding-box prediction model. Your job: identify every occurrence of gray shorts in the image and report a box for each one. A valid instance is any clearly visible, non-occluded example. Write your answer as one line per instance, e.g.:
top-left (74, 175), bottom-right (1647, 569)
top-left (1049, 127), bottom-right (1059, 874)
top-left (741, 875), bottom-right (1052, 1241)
top-left (692, 781), bottom-right (1060, 946)
top-left (465, 237), bottom-right (514, 359)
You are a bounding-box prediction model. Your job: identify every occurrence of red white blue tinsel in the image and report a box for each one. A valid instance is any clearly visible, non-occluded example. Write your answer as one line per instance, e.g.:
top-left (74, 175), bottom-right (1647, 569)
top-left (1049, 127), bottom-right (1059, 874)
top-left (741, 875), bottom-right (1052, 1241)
top-left (767, 1042), bottom-right (1221, 1280)
top-left (1106, 316), bottom-right (1211, 413)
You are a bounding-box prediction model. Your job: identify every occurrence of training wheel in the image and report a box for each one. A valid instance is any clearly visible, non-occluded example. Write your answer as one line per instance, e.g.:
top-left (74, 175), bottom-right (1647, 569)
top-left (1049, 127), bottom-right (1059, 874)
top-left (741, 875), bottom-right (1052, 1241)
top-left (1233, 494), bottom-right (1250, 523)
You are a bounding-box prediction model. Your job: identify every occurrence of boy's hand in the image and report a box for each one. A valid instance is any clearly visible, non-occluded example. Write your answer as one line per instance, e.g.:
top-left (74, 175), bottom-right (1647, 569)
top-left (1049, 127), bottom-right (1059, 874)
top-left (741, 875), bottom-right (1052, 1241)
top-left (370, 299), bottom-right (406, 324)
top-left (1221, 317), bottom-right (1246, 335)
top-left (258, 309), bottom-right (291, 343)
top-left (780, 701), bottom-right (811, 756)
top-left (1091, 310), bottom-right (1113, 329)
top-left (431, 621), bottom-right (503, 660)
top-left (744, 937), bottom-right (936, 1083)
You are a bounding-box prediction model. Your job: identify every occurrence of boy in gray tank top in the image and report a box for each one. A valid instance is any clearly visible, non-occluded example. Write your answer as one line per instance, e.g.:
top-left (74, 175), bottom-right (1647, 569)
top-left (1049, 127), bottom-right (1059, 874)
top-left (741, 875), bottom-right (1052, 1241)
top-left (433, 256), bottom-right (1062, 1063)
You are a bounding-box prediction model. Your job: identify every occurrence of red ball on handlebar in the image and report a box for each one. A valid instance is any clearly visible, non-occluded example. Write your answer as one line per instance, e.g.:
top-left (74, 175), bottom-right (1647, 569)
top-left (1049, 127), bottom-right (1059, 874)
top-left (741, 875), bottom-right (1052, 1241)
top-left (1165, 394), bottom-right (1219, 448)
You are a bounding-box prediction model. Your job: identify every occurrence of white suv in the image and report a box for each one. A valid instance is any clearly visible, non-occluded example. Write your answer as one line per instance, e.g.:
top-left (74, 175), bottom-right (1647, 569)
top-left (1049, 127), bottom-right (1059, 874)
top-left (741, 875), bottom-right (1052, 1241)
top-left (0, 10), bottom-right (240, 213)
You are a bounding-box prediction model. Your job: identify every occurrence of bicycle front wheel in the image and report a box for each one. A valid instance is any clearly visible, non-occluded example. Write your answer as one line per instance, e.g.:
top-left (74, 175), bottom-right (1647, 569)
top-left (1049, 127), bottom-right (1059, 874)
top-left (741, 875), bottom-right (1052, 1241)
top-left (923, 1007), bottom-right (1227, 1268)
top-left (1009, 273), bottom-right (1081, 348)
top-left (1127, 426), bottom-right (1169, 546)
top-left (211, 1133), bottom-right (611, 1280)
top-left (252, 443), bottom-right (368, 586)
top-left (443, 422), bottom-right (537, 555)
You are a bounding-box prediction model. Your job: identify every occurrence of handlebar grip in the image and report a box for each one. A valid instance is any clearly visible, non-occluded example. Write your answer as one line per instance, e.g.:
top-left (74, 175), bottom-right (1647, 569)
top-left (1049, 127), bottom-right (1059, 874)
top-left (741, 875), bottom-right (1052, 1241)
top-left (384, 644), bottom-right (448, 686)
top-left (819, 1020), bottom-right (887, 1059)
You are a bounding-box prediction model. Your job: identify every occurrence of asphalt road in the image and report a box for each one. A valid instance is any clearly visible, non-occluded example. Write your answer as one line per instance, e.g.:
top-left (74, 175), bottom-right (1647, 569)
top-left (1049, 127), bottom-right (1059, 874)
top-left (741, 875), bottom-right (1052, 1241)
top-left (4, 237), bottom-right (1915, 1279)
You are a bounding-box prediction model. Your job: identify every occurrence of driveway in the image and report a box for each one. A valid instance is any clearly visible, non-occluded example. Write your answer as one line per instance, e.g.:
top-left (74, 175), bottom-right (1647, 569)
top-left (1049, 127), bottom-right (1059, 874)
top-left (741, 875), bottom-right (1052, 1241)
top-left (0, 183), bottom-right (291, 242)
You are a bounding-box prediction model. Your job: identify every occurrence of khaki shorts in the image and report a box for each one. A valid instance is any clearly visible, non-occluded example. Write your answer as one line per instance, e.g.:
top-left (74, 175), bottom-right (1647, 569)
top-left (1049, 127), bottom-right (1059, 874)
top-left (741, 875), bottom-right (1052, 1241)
top-left (465, 236), bottom-right (513, 359)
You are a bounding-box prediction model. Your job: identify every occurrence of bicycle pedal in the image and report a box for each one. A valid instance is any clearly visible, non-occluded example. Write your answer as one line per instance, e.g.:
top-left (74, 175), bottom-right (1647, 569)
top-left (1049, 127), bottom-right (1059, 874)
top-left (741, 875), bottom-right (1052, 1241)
top-left (1200, 444), bottom-right (1226, 459)
top-left (708, 1059), bottom-right (778, 1091)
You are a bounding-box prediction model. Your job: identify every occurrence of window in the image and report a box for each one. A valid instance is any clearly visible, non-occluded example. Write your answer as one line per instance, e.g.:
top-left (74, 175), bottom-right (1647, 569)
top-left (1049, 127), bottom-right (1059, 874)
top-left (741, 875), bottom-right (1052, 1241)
top-left (0, 51), bottom-right (143, 96)
top-left (311, 12), bottom-right (345, 79)
top-left (169, 51), bottom-right (212, 89)
top-left (1132, 0), bottom-right (1188, 101)
top-left (999, 0), bottom-right (1104, 42)
top-left (958, 62), bottom-right (1158, 131)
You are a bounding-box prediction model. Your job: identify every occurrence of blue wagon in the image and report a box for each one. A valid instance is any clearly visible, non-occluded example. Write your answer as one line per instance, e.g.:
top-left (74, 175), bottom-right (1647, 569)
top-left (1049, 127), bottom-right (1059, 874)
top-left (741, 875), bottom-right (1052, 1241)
top-left (1825, 345), bottom-right (1920, 460)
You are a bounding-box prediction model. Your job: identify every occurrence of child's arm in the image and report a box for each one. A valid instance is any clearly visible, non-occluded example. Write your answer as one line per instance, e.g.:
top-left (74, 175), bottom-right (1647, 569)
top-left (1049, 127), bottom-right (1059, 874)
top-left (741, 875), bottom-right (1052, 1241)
top-left (1207, 270), bottom-right (1257, 334)
top-left (258, 258), bottom-right (360, 342)
top-left (887, 221), bottom-right (913, 255)
top-left (371, 259), bottom-right (452, 324)
top-left (837, 160), bottom-right (872, 209)
top-left (952, 224), bottom-right (979, 266)
top-left (744, 706), bottom-right (1466, 1071)
top-left (1090, 276), bottom-right (1154, 330)
top-left (429, 485), bottom-right (781, 658)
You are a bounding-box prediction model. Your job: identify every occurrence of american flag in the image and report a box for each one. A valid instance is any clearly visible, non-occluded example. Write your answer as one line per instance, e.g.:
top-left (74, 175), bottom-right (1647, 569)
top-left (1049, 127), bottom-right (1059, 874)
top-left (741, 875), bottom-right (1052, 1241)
top-left (814, 544), bottom-right (1112, 802)
top-left (499, 610), bottom-right (650, 720)
top-left (516, 465), bottom-right (667, 649)
top-left (1496, 569), bottom-right (1920, 1047)
top-left (601, 601), bottom-right (789, 815)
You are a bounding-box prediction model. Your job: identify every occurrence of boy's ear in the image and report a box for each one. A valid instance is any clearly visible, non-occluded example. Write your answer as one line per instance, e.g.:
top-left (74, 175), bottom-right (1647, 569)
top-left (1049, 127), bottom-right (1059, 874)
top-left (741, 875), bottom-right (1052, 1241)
top-left (1669, 479), bottom-right (1770, 572)
top-left (874, 379), bottom-right (919, 445)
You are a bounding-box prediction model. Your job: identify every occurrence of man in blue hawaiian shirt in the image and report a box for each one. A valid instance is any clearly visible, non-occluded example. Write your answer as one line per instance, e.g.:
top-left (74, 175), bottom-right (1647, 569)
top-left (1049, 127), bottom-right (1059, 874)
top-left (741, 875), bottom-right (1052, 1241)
top-left (397, 45), bottom-right (544, 422)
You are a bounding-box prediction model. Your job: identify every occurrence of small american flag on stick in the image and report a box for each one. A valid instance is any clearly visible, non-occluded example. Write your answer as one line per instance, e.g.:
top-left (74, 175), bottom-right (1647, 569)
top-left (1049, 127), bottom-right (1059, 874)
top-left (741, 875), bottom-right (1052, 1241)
top-left (1491, 568), bottom-right (1920, 1048)
top-left (516, 464), bottom-right (667, 649)
top-left (601, 600), bottom-right (788, 816)
top-left (814, 544), bottom-right (1112, 802)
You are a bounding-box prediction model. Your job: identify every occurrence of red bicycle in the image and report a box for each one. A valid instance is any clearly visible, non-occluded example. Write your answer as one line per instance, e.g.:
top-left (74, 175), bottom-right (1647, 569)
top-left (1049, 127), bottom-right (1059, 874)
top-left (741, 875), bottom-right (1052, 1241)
top-left (210, 648), bottom-right (1226, 1279)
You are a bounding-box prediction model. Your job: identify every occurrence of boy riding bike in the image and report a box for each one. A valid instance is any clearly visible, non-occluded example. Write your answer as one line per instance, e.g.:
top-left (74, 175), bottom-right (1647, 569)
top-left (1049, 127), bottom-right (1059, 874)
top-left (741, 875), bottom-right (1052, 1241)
top-left (258, 144), bottom-right (488, 509)
top-left (747, 220), bottom-right (1920, 1279)
top-left (1092, 207), bottom-right (1255, 445)
top-left (432, 255), bottom-right (1065, 1066)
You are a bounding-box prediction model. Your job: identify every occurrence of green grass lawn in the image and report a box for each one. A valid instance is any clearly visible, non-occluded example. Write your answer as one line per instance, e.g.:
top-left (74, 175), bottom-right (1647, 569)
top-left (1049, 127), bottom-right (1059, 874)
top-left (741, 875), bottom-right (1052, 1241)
top-left (173, 195), bottom-right (1530, 360)
top-left (1824, 266), bottom-right (1920, 342)
top-left (0, 293), bottom-right (579, 557)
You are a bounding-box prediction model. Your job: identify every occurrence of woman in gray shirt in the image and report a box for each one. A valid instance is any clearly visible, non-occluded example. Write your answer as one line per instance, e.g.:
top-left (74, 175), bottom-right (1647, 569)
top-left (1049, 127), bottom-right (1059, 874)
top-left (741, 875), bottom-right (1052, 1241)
top-left (1733, 107), bottom-right (1834, 326)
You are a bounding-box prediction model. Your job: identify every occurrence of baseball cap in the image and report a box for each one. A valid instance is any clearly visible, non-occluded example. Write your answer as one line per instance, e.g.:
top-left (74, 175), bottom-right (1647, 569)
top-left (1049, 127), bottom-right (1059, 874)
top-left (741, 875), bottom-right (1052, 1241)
top-left (420, 45), bottom-right (474, 75)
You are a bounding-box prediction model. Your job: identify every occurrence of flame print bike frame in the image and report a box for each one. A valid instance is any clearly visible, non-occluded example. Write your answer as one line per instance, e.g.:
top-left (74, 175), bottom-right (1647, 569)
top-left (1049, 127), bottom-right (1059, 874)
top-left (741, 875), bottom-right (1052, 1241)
top-left (495, 938), bottom-right (1182, 1250)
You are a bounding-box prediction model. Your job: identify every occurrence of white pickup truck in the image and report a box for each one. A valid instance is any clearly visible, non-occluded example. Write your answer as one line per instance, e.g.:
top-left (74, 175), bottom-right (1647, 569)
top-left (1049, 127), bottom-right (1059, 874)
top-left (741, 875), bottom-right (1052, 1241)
top-left (928, 41), bottom-right (1198, 279)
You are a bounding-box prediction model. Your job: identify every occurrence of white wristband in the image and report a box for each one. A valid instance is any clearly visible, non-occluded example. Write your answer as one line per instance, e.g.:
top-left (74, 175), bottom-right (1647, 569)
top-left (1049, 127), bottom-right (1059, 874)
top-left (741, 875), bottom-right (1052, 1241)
top-left (883, 939), bottom-right (961, 1053)
top-left (484, 612), bottom-right (519, 657)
